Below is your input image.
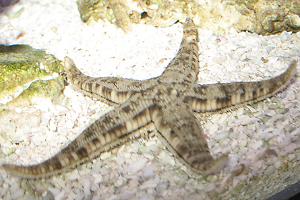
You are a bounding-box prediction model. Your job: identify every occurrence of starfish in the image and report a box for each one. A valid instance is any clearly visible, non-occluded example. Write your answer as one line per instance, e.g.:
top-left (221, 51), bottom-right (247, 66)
top-left (1, 19), bottom-right (296, 178)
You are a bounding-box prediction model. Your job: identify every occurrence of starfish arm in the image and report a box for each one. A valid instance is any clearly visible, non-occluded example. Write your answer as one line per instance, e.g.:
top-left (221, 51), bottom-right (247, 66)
top-left (159, 18), bottom-right (200, 85)
top-left (1, 95), bottom-right (156, 178)
top-left (185, 61), bottom-right (297, 113)
top-left (63, 57), bottom-right (158, 104)
top-left (151, 103), bottom-right (227, 175)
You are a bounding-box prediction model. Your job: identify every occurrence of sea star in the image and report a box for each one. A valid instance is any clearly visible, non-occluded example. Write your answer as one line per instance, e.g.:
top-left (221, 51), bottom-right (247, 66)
top-left (1, 19), bottom-right (297, 178)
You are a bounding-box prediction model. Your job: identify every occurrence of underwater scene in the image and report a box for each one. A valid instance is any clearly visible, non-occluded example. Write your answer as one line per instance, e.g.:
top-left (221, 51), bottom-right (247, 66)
top-left (0, 0), bottom-right (299, 199)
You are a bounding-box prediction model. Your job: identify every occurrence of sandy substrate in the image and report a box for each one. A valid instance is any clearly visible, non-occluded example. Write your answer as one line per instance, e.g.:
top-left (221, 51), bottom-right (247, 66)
top-left (0, 0), bottom-right (299, 200)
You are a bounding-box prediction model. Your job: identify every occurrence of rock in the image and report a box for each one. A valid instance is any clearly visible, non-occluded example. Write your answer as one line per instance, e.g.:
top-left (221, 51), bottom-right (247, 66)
top-left (142, 164), bottom-right (155, 178)
top-left (0, 44), bottom-right (65, 108)
top-left (127, 157), bottom-right (147, 174)
top-left (77, 0), bottom-right (300, 35)
top-left (232, 0), bottom-right (300, 35)
top-left (140, 177), bottom-right (159, 190)
top-left (42, 191), bottom-right (55, 200)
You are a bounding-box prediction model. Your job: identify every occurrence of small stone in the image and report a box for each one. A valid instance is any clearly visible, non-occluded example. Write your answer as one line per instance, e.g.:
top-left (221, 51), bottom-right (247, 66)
top-left (100, 152), bottom-right (111, 160)
top-left (155, 180), bottom-right (170, 193)
top-left (287, 14), bottom-right (300, 28)
top-left (53, 190), bottom-right (65, 200)
top-left (115, 176), bottom-right (126, 187)
top-left (10, 186), bottom-right (24, 199)
top-left (127, 157), bottom-right (148, 174)
top-left (142, 165), bottom-right (155, 178)
top-left (42, 191), bottom-right (55, 200)
top-left (119, 191), bottom-right (135, 200)
top-left (92, 173), bottom-right (103, 184)
top-left (140, 177), bottom-right (159, 190)
top-left (274, 160), bottom-right (282, 169)
top-left (138, 193), bottom-right (155, 200)
top-left (158, 150), bottom-right (175, 166)
top-left (287, 154), bottom-right (296, 161)
top-left (251, 140), bottom-right (263, 150)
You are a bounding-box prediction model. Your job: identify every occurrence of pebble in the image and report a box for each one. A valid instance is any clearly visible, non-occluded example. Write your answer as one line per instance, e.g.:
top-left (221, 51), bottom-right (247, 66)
top-left (53, 190), bottom-right (65, 200)
top-left (142, 165), bottom-right (155, 178)
top-left (140, 177), bottom-right (159, 190)
top-left (127, 157), bottom-right (148, 174)
top-left (158, 151), bottom-right (176, 166)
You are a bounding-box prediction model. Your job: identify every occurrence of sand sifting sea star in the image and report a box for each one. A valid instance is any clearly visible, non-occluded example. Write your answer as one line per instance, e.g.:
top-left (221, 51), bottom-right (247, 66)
top-left (1, 18), bottom-right (297, 178)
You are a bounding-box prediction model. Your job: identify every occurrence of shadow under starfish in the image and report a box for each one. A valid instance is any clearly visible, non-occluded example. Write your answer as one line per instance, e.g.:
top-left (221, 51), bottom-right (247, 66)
top-left (1, 18), bottom-right (297, 179)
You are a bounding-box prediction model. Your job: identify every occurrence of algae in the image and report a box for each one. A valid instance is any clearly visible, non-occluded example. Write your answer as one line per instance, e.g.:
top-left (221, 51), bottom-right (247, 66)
top-left (0, 44), bottom-right (65, 107)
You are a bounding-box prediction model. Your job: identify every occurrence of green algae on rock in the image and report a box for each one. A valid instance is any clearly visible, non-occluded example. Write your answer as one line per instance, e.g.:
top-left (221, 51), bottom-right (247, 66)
top-left (0, 44), bottom-right (65, 107)
top-left (4, 78), bottom-right (65, 108)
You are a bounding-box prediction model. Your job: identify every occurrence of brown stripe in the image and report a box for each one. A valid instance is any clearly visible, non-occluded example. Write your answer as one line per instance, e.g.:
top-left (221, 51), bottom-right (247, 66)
top-left (198, 98), bottom-right (208, 110)
top-left (95, 83), bottom-right (100, 89)
top-left (50, 158), bottom-right (63, 170)
top-left (132, 108), bottom-right (150, 125)
top-left (92, 138), bottom-right (100, 145)
top-left (88, 82), bottom-right (93, 91)
top-left (122, 105), bottom-right (131, 113)
top-left (240, 88), bottom-right (245, 102)
top-left (184, 29), bottom-right (197, 36)
top-left (216, 96), bottom-right (230, 108)
top-left (66, 153), bottom-right (75, 163)
top-left (252, 89), bottom-right (257, 99)
top-left (76, 147), bottom-right (88, 159)
top-left (102, 86), bottom-right (112, 98)
top-left (259, 87), bottom-right (264, 94)
top-left (109, 123), bottom-right (127, 137)
top-left (192, 56), bottom-right (197, 63)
